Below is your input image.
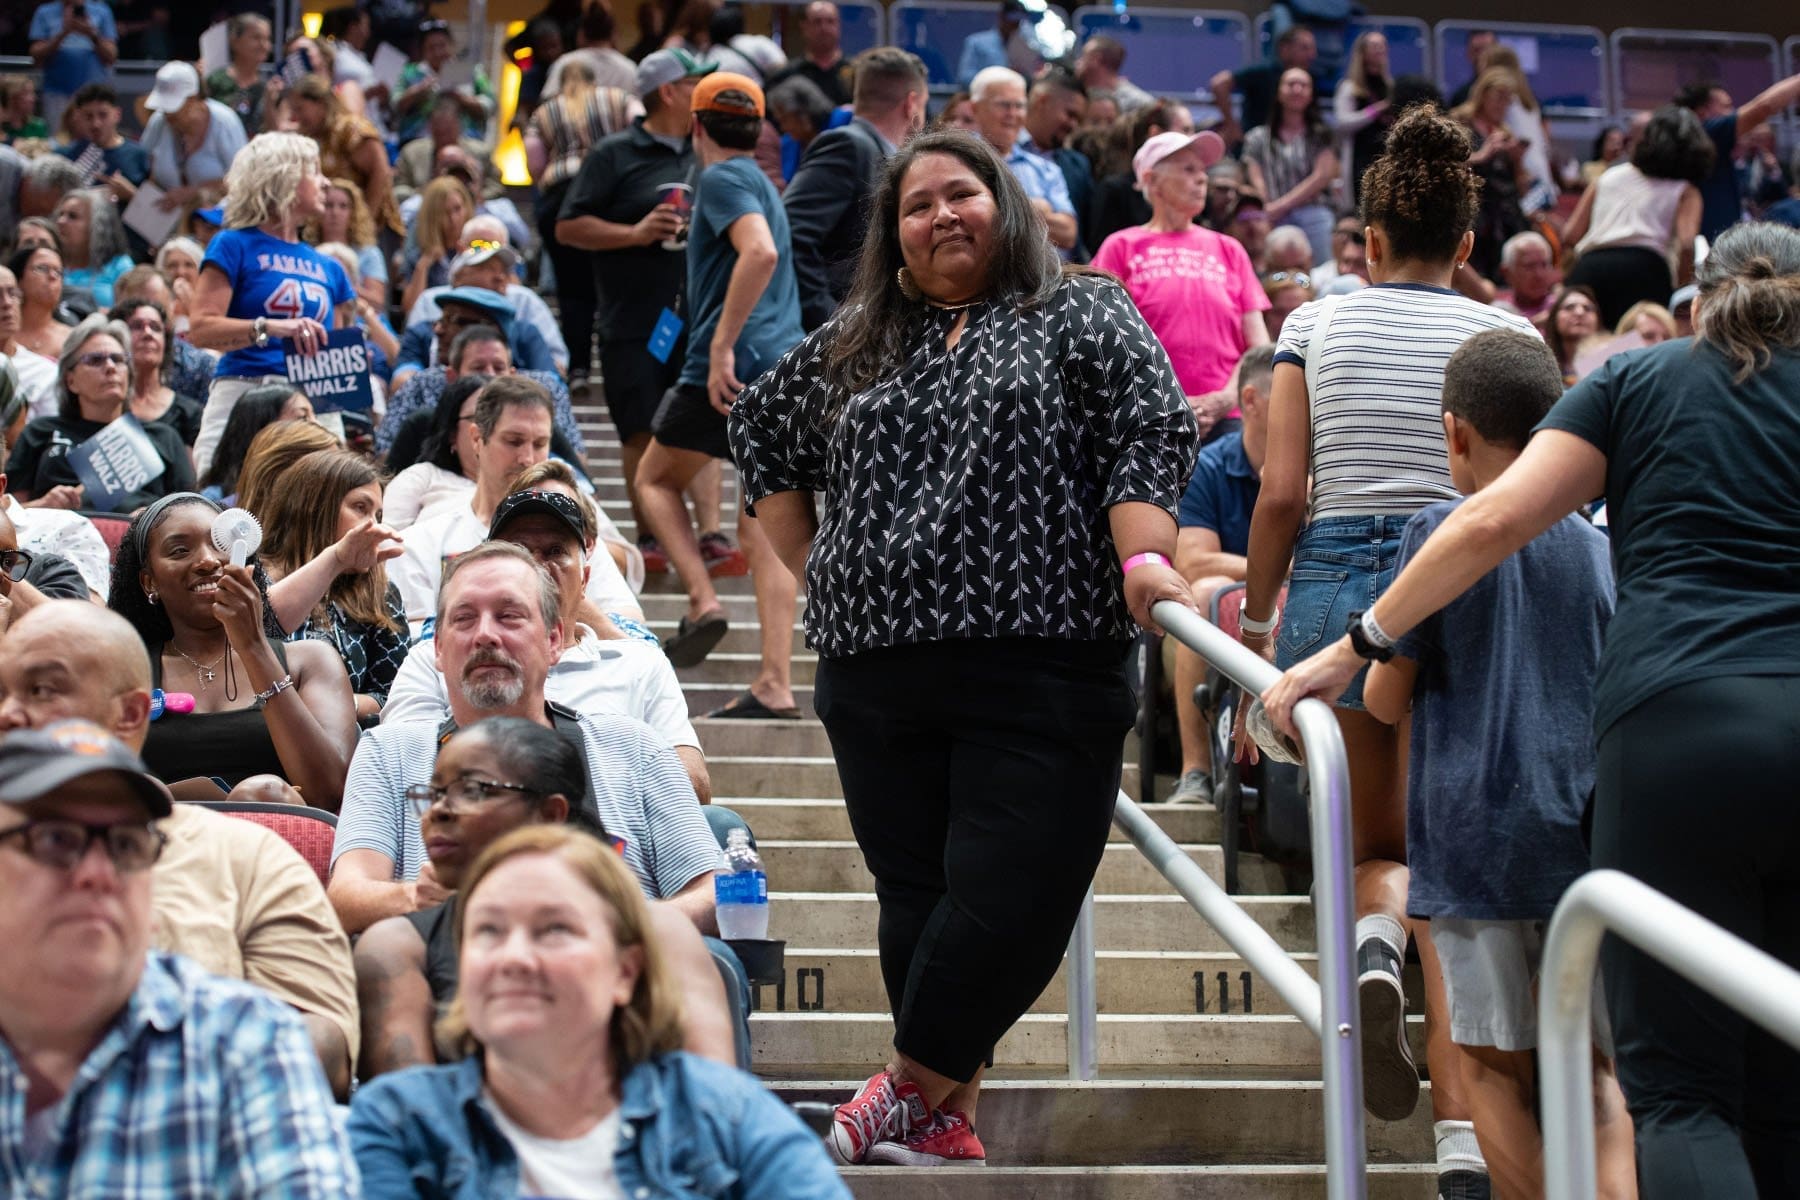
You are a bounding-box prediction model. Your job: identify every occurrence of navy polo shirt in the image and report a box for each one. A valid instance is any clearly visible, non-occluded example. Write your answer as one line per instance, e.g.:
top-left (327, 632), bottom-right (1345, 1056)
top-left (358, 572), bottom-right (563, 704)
top-left (1176, 431), bottom-right (1260, 553)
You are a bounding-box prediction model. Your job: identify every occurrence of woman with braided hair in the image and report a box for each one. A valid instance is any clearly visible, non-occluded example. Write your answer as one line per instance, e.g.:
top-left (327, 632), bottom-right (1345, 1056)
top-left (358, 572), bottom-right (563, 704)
top-left (1238, 103), bottom-right (1539, 1192)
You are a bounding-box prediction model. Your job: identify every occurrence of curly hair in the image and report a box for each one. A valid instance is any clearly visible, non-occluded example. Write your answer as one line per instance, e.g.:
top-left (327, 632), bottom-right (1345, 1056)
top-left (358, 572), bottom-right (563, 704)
top-left (108, 494), bottom-right (284, 647)
top-left (62, 188), bottom-right (130, 271)
top-left (304, 177), bottom-right (378, 248)
top-left (1358, 104), bottom-right (1479, 265)
top-left (823, 131), bottom-right (1062, 399)
top-left (223, 132), bottom-right (322, 230)
top-left (1631, 105), bottom-right (1716, 185)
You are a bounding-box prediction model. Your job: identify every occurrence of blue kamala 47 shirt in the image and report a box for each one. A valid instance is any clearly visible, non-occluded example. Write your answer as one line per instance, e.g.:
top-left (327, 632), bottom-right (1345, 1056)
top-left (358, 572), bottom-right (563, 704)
top-left (204, 227), bottom-right (354, 380)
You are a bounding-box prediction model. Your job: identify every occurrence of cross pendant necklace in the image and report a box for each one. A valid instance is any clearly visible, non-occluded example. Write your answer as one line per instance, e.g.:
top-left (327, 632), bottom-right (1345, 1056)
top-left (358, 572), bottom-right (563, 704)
top-left (173, 646), bottom-right (227, 690)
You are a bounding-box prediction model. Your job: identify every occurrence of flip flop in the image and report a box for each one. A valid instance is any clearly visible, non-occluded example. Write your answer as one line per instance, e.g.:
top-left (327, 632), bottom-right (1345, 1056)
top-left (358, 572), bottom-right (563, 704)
top-left (706, 690), bottom-right (803, 720)
top-left (664, 611), bottom-right (729, 668)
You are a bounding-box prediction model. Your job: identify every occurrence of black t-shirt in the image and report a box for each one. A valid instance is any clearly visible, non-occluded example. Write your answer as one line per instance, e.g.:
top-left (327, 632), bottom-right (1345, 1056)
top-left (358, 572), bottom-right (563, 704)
top-left (141, 393), bottom-right (206, 448)
top-left (557, 120), bottom-right (695, 341)
top-left (404, 900), bottom-right (460, 1009)
top-left (4, 413), bottom-right (196, 513)
top-left (1536, 338), bottom-right (1800, 736)
top-left (768, 57), bottom-right (852, 107)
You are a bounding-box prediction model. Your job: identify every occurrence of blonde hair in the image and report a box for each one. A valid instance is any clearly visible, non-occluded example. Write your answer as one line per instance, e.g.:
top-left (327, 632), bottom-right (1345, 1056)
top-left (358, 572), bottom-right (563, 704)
top-left (555, 59), bottom-right (597, 109)
top-left (1614, 301), bottom-right (1676, 340)
top-left (223, 132), bottom-right (321, 230)
top-left (234, 420), bottom-right (341, 517)
top-left (417, 176), bottom-right (476, 260)
top-left (1345, 31), bottom-right (1391, 104)
top-left (304, 176), bottom-right (377, 247)
top-left (1477, 45), bottom-right (1538, 113)
top-left (436, 826), bottom-right (687, 1068)
top-left (1452, 68), bottom-right (1523, 126)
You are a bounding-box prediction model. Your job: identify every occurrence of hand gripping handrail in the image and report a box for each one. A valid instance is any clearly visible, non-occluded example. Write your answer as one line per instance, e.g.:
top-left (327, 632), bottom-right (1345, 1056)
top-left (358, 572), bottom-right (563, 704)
top-left (1063, 600), bottom-right (1368, 1200)
top-left (1538, 869), bottom-right (1800, 1199)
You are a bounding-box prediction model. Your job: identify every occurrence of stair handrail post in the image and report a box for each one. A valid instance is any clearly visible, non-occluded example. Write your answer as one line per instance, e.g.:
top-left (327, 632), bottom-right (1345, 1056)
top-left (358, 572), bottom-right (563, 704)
top-left (1066, 885), bottom-right (1099, 1081)
top-left (1538, 869), bottom-right (1800, 1200)
top-left (1145, 600), bottom-right (1367, 1200)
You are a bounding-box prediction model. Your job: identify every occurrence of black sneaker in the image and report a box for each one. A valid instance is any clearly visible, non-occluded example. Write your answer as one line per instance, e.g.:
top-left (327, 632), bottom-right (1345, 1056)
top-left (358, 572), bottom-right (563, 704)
top-left (1438, 1168), bottom-right (1492, 1200)
top-left (1357, 934), bottom-right (1420, 1119)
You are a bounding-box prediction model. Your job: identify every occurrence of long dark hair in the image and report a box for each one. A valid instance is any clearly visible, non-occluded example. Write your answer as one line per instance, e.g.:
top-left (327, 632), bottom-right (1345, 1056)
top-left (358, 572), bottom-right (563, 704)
top-left (1261, 66), bottom-right (1329, 146)
top-left (198, 384), bottom-right (306, 494)
top-left (422, 374), bottom-right (491, 474)
top-left (1630, 104), bottom-right (1716, 185)
top-left (1541, 284), bottom-right (1601, 373)
top-left (1694, 222), bottom-right (1800, 383)
top-left (824, 131), bottom-right (1061, 398)
top-left (108, 493), bottom-right (285, 647)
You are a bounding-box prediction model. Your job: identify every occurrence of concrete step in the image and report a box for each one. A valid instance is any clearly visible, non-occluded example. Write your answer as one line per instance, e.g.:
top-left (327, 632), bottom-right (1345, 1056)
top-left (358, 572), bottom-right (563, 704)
top-left (773, 893), bottom-right (1320, 954)
top-left (642, 592), bottom-right (783, 620)
top-left (692, 719), bottom-right (837, 757)
top-left (680, 682), bottom-right (816, 718)
top-left (681, 653), bottom-right (819, 685)
top-left (837, 1166), bottom-right (1436, 1198)
top-left (725, 797), bottom-right (1221, 844)
top-left (641, 569), bottom-right (761, 596)
top-left (749, 1011), bottom-right (1427, 1072)
top-left (758, 839), bottom-right (1205, 894)
top-left (709, 758), bottom-right (1142, 804)
top-left (652, 621), bottom-right (808, 655)
top-left (773, 1078), bottom-right (1433, 1166)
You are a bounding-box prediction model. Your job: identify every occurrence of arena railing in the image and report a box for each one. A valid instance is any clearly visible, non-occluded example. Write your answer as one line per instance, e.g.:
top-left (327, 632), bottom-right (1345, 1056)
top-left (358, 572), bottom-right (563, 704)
top-left (1064, 598), bottom-right (1368, 1200)
top-left (1537, 869), bottom-right (1800, 1200)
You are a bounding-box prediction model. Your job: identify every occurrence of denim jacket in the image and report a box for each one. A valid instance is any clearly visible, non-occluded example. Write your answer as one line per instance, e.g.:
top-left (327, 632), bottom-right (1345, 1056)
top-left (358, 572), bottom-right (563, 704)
top-left (347, 1052), bottom-right (849, 1199)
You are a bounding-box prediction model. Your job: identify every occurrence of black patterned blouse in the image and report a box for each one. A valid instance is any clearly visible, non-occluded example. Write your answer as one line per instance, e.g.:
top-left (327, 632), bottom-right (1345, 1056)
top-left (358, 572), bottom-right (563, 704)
top-left (729, 272), bottom-right (1198, 659)
top-left (287, 583), bottom-right (411, 706)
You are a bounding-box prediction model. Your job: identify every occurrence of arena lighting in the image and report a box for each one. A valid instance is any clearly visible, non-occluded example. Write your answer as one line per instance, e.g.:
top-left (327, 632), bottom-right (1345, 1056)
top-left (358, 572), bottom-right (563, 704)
top-left (494, 20), bottom-right (532, 186)
top-left (302, 11), bottom-right (322, 37)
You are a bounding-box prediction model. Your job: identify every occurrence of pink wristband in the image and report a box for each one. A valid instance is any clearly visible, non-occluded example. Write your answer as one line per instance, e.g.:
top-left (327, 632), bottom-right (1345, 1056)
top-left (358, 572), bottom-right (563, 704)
top-left (1121, 552), bottom-right (1171, 575)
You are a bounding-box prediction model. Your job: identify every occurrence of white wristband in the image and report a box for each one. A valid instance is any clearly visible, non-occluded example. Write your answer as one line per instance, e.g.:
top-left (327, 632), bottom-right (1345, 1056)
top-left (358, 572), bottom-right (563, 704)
top-left (1360, 608), bottom-right (1395, 650)
top-left (1239, 599), bottom-right (1277, 636)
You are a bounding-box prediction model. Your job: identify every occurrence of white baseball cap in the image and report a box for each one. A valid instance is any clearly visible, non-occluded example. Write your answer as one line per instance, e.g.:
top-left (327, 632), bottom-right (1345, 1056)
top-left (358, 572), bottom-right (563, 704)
top-left (145, 62), bottom-right (203, 113)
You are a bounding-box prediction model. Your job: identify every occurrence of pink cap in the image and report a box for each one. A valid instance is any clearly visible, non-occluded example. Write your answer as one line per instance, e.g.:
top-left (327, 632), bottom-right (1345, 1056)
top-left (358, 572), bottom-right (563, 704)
top-left (1133, 130), bottom-right (1227, 191)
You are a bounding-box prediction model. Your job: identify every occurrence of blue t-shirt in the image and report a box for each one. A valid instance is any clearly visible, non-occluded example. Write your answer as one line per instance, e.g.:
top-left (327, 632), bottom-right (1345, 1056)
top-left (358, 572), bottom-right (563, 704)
top-left (1698, 113), bottom-right (1740, 242)
top-left (679, 155), bottom-right (805, 390)
top-left (1176, 431), bottom-right (1259, 554)
top-left (203, 228), bottom-right (354, 379)
top-left (29, 1), bottom-right (115, 97)
top-left (57, 137), bottom-right (149, 186)
top-left (1395, 500), bottom-right (1614, 920)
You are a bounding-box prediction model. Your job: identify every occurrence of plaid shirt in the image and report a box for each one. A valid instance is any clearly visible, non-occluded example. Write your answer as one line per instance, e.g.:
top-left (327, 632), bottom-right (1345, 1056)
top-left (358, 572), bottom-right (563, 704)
top-left (0, 952), bottom-right (359, 1199)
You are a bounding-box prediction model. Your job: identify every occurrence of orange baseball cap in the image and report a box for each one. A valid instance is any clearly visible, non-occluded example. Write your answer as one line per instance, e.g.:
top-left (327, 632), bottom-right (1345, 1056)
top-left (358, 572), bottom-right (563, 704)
top-left (692, 72), bottom-right (765, 118)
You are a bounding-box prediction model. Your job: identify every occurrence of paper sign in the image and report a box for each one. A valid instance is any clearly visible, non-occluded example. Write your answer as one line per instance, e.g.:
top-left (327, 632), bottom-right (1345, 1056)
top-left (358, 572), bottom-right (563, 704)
top-left (1573, 331), bottom-right (1647, 381)
top-left (71, 143), bottom-right (104, 184)
top-left (436, 58), bottom-right (477, 91)
top-left (199, 21), bottom-right (230, 74)
top-left (283, 326), bottom-right (376, 414)
top-left (280, 49), bottom-right (314, 85)
top-left (122, 181), bottom-right (183, 247)
top-left (68, 415), bottom-right (165, 511)
top-left (371, 43), bottom-right (408, 92)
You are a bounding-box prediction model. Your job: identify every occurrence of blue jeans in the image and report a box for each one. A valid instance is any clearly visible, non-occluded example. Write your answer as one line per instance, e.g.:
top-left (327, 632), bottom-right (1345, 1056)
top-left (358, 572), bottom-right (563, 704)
top-left (1276, 515), bottom-right (1409, 710)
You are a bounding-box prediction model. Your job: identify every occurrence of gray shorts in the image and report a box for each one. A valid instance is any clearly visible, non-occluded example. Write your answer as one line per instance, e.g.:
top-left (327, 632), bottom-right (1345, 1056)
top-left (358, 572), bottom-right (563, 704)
top-left (1431, 918), bottom-right (1614, 1055)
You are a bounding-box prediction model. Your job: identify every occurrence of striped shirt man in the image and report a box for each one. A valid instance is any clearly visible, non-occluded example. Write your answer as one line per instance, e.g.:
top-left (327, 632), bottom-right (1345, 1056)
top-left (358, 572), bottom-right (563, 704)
top-left (331, 707), bottom-right (720, 900)
top-left (0, 953), bottom-right (356, 1198)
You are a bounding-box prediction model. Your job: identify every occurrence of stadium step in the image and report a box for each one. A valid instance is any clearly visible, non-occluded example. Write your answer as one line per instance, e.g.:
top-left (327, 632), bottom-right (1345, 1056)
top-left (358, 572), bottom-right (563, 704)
top-left (570, 395), bottom-right (1431, 1188)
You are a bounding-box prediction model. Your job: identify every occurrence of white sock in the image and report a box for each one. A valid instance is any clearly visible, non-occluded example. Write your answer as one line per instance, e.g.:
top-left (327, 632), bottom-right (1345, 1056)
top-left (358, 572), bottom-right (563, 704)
top-left (1434, 1119), bottom-right (1486, 1173)
top-left (1357, 913), bottom-right (1406, 959)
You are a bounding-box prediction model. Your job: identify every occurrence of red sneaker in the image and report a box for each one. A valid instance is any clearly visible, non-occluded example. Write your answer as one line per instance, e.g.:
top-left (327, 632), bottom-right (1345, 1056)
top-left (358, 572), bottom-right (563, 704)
top-left (866, 1108), bottom-right (986, 1167)
top-left (699, 531), bottom-right (749, 577)
top-left (828, 1071), bottom-right (913, 1165)
top-left (638, 536), bottom-right (670, 574)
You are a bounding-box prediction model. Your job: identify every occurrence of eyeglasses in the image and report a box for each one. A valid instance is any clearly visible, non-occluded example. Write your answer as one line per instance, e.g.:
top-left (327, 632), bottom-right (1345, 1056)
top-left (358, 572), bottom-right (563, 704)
top-left (28, 264), bottom-right (62, 279)
top-left (0, 818), bottom-right (168, 873)
top-left (406, 776), bottom-right (539, 818)
top-left (78, 351), bottom-right (127, 369)
top-left (2, 548), bottom-right (34, 582)
top-left (1266, 271), bottom-right (1312, 288)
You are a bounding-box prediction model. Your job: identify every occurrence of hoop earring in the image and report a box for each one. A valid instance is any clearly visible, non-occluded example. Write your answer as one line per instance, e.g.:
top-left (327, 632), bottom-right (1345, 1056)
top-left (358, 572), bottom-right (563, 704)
top-left (897, 267), bottom-right (923, 303)
top-left (145, 589), bottom-right (158, 605)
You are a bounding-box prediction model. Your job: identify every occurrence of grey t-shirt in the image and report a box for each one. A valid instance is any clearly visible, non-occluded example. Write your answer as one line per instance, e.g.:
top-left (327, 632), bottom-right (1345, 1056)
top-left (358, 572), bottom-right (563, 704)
top-left (1396, 500), bottom-right (1614, 920)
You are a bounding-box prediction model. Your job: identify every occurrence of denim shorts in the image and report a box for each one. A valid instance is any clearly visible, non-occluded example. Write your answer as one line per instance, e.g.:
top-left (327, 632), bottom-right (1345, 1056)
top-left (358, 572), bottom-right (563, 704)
top-left (1275, 515), bottom-right (1409, 710)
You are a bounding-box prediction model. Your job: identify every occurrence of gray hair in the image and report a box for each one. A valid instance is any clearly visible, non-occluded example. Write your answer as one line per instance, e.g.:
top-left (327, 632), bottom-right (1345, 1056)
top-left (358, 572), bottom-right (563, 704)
top-left (1264, 225), bottom-right (1313, 263)
top-left (767, 75), bottom-right (834, 130)
top-left (315, 241), bottom-right (360, 285)
top-left (1693, 222), bottom-right (1800, 384)
top-left (435, 540), bottom-right (561, 632)
top-left (154, 236), bottom-right (205, 275)
top-left (56, 313), bottom-right (134, 420)
top-left (1499, 230), bottom-right (1552, 270)
top-left (969, 66), bottom-right (1025, 103)
top-left (67, 187), bottom-right (130, 269)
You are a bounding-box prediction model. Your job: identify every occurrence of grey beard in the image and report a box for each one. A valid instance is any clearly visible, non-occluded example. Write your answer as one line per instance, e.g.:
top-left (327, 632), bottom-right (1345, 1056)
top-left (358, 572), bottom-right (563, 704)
top-left (463, 671), bottom-right (525, 710)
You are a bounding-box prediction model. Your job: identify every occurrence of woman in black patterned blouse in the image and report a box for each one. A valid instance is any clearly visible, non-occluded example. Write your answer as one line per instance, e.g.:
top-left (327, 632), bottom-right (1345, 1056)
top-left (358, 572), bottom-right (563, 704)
top-left (729, 130), bottom-right (1200, 1169)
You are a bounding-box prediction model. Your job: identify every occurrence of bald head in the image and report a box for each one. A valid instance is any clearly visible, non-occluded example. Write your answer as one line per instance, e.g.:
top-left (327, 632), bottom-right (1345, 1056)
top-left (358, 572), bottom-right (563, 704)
top-left (0, 602), bottom-right (154, 751)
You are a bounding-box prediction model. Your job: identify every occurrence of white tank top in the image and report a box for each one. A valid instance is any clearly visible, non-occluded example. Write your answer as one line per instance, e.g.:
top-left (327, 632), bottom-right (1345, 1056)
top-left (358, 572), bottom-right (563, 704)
top-left (1576, 163), bottom-right (1687, 259)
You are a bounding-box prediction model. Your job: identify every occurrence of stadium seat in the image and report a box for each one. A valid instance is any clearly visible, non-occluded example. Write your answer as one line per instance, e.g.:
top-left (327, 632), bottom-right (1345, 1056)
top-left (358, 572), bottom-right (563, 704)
top-left (80, 512), bottom-right (132, 566)
top-left (198, 801), bottom-right (339, 887)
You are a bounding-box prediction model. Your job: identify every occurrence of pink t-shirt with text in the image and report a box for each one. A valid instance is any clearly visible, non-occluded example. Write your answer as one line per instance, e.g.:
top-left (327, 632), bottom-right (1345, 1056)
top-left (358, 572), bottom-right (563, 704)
top-left (1090, 226), bottom-right (1271, 398)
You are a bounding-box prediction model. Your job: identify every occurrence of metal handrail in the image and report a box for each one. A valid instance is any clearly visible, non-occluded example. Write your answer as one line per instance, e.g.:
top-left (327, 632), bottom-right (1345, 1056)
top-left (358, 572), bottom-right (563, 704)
top-left (1063, 599), bottom-right (1367, 1200)
top-left (1538, 869), bottom-right (1800, 1199)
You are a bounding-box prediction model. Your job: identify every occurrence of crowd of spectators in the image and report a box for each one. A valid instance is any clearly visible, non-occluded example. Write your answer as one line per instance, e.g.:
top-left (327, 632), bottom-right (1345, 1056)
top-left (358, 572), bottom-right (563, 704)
top-left (0, 3), bottom-right (1796, 1196)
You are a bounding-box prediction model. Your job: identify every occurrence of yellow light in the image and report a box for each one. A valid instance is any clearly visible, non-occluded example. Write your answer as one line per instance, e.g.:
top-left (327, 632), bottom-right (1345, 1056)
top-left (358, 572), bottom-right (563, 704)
top-left (495, 20), bottom-right (531, 185)
top-left (496, 127), bottom-right (532, 186)
top-left (302, 11), bottom-right (322, 37)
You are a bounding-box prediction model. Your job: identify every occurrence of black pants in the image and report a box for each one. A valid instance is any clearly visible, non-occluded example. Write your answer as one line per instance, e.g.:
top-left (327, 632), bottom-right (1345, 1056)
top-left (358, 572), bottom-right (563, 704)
top-left (1592, 674), bottom-right (1800, 1198)
top-left (813, 637), bottom-right (1135, 1082)
top-left (537, 180), bottom-right (597, 376)
top-left (1566, 245), bottom-right (1673, 330)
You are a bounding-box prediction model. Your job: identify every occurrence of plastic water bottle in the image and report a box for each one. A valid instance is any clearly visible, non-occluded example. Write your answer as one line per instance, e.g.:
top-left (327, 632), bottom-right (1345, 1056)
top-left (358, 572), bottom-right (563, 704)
top-left (715, 828), bottom-right (770, 940)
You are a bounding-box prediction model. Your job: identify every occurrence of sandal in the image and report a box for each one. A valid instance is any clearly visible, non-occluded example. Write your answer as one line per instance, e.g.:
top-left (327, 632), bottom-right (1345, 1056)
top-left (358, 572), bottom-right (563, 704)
top-left (706, 690), bottom-right (802, 720)
top-left (664, 610), bottom-right (729, 668)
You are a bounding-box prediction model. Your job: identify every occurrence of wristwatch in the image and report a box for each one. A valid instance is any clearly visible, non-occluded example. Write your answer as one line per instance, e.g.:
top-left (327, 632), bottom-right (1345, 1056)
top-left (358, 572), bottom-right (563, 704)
top-left (1345, 610), bottom-right (1394, 662)
top-left (252, 316), bottom-right (269, 348)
